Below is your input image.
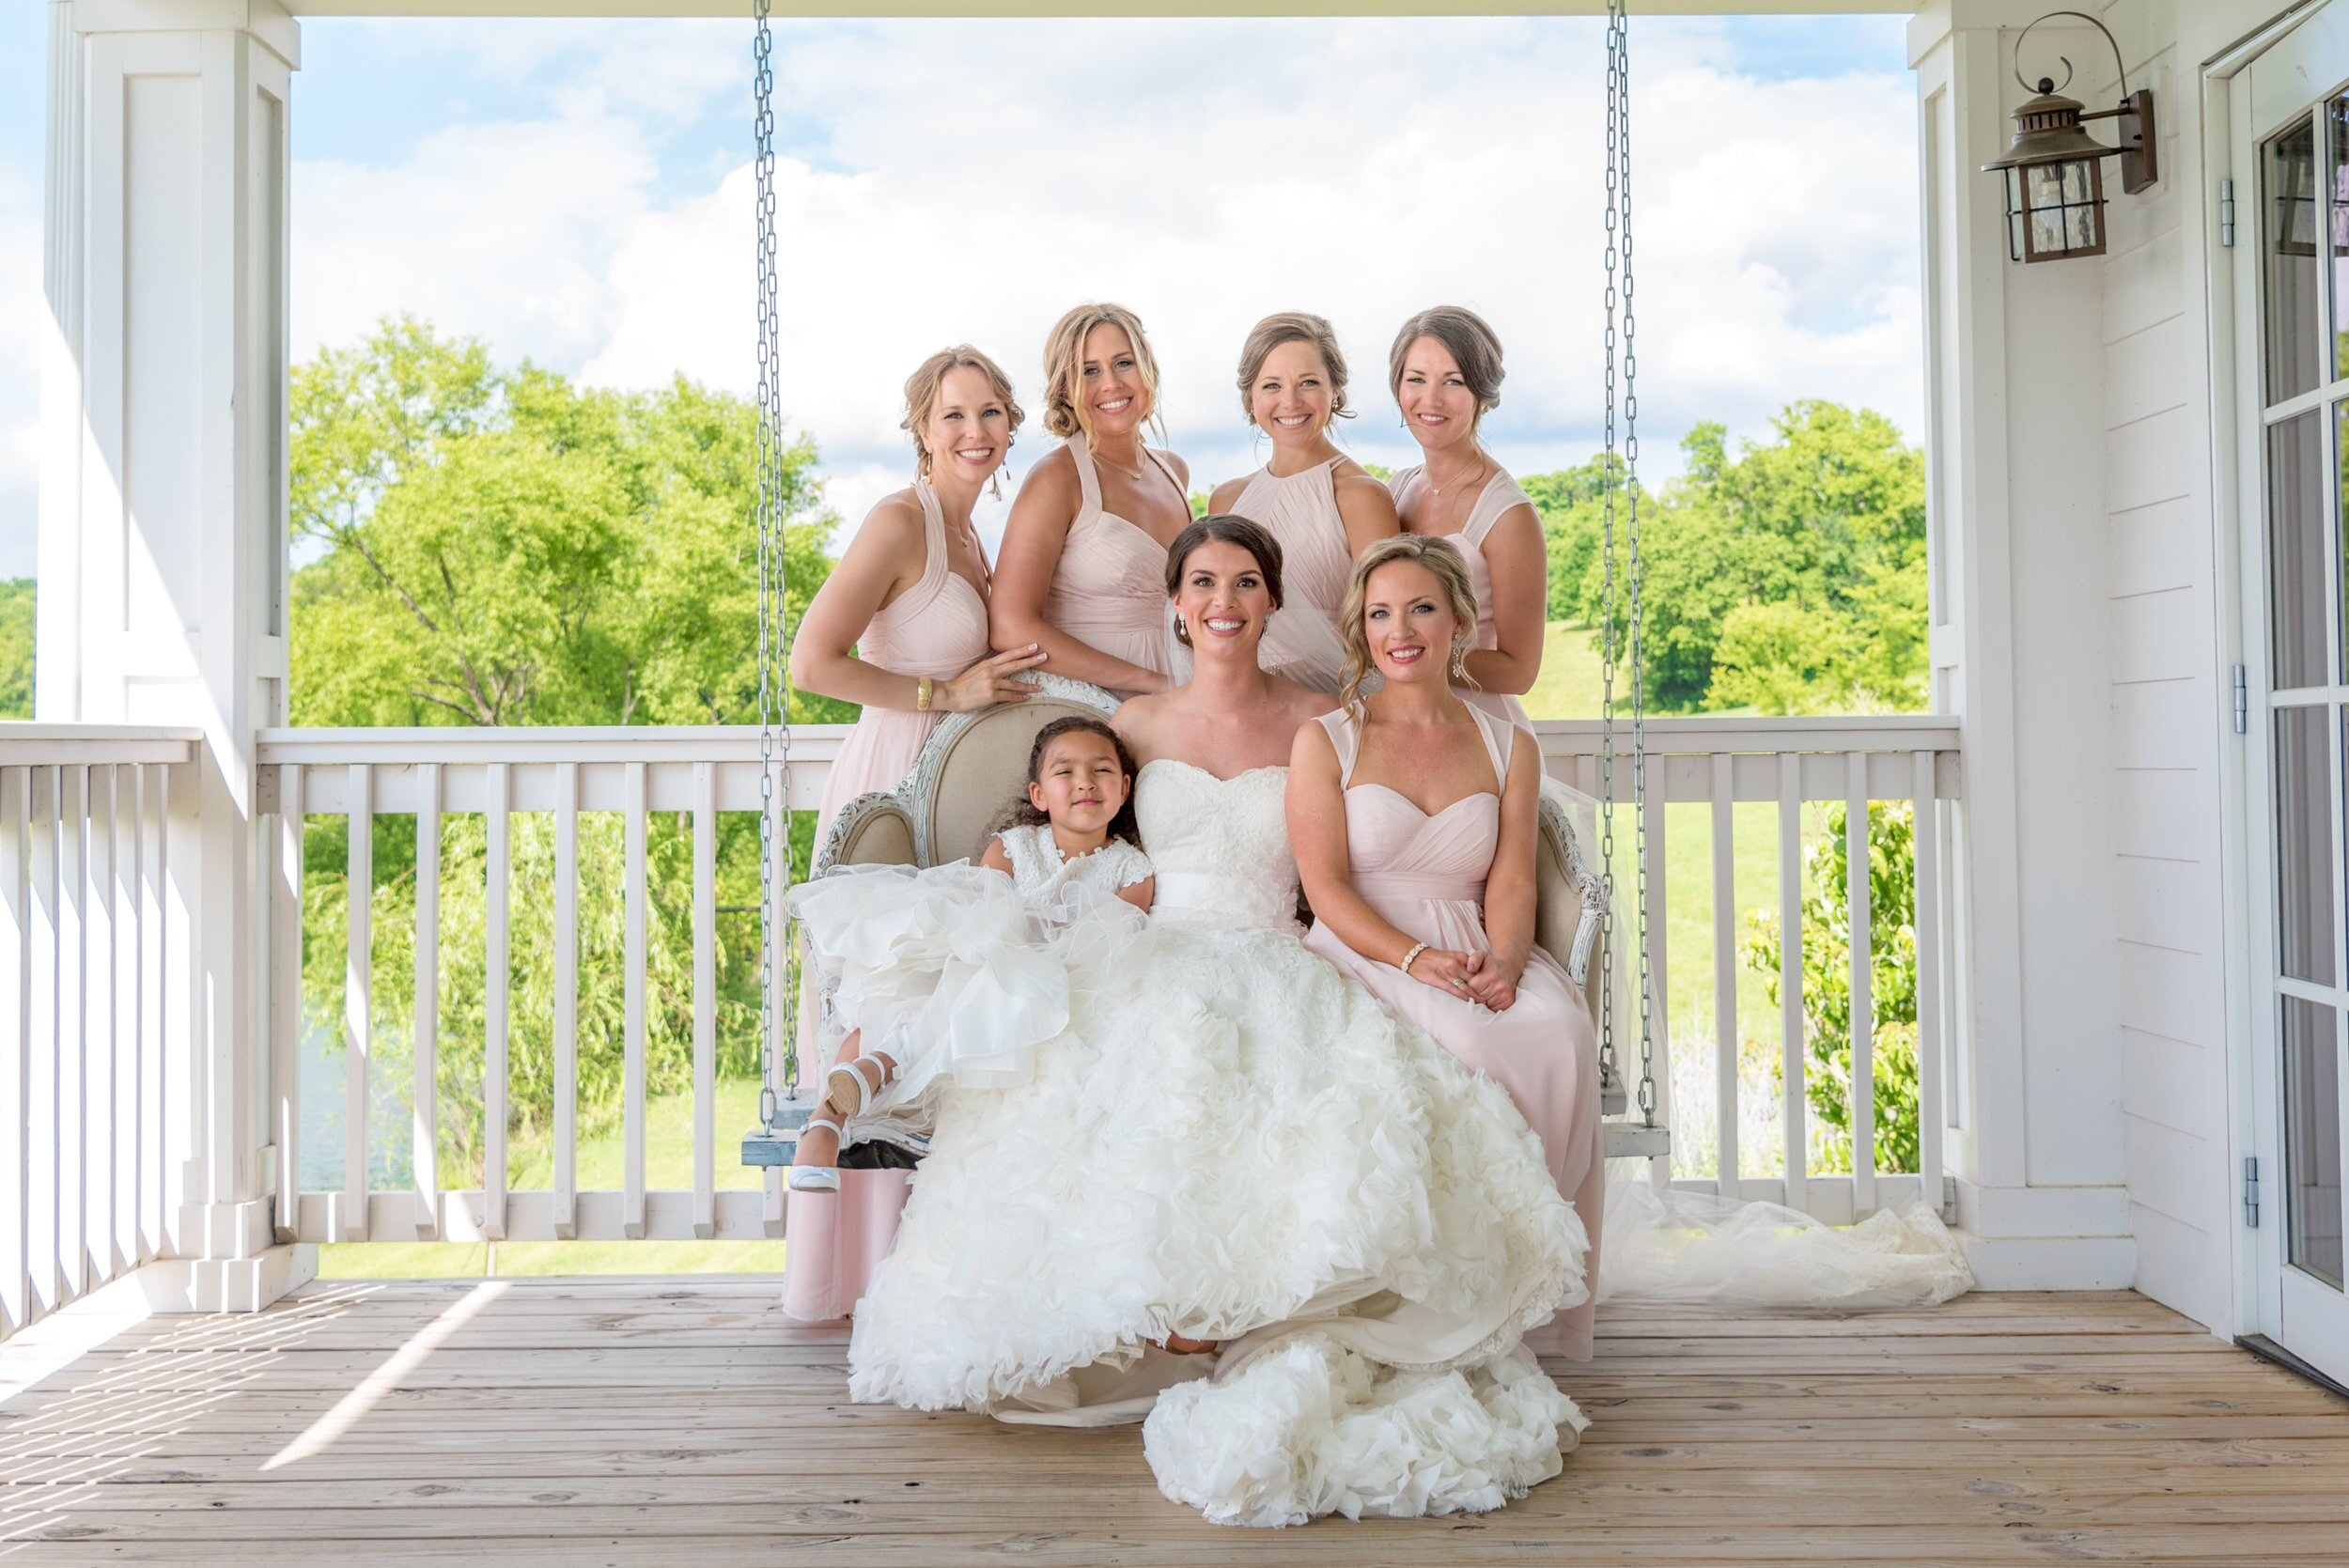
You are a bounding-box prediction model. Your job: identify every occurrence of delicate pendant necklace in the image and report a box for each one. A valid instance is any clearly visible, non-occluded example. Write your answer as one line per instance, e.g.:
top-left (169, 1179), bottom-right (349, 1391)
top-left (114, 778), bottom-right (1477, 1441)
top-left (1425, 456), bottom-right (1488, 500)
top-left (1097, 449), bottom-right (1148, 483)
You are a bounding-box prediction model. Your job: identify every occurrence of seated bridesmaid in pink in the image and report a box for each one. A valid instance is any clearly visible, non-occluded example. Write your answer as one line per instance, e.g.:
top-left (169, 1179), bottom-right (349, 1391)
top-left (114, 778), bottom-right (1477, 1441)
top-left (1384, 307), bottom-right (1548, 727)
top-left (784, 344), bottom-right (1045, 1322)
top-left (1210, 312), bottom-right (1397, 691)
top-left (990, 303), bottom-right (1192, 699)
top-left (1288, 534), bottom-right (1604, 1360)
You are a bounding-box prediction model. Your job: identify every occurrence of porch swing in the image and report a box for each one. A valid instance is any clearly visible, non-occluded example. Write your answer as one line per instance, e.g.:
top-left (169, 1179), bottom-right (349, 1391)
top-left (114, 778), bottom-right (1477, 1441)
top-left (741, 0), bottom-right (1669, 1172)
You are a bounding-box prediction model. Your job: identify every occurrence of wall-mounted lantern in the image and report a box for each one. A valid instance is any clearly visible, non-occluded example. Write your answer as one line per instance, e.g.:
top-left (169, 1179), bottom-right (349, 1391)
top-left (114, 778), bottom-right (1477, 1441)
top-left (1981, 10), bottom-right (2157, 263)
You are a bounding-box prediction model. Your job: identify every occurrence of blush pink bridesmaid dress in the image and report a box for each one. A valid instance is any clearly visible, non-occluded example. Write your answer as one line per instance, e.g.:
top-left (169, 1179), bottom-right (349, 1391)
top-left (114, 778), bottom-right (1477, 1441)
top-left (786, 478), bottom-right (992, 1323)
top-left (1388, 465), bottom-right (1538, 727)
top-left (1224, 456), bottom-right (1353, 692)
top-left (1042, 439), bottom-right (1182, 697)
top-left (1299, 702), bottom-right (1605, 1359)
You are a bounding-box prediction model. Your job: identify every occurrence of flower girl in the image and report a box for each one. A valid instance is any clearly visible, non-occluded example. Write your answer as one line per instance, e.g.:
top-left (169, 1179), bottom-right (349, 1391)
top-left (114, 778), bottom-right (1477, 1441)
top-left (788, 716), bottom-right (1155, 1191)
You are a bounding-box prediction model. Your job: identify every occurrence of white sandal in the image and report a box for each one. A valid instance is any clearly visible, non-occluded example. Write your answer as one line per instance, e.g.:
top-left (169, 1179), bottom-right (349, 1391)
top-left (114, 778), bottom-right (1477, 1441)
top-left (787, 1114), bottom-right (845, 1193)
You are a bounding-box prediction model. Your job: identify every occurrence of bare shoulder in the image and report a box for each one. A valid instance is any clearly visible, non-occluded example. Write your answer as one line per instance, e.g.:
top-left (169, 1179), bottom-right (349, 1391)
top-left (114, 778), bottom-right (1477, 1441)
top-left (848, 490), bottom-right (926, 554)
top-left (1332, 469), bottom-right (1401, 510)
top-left (1208, 474), bottom-right (1248, 513)
top-left (1270, 674), bottom-right (1338, 722)
top-left (1112, 691), bottom-right (1170, 757)
top-left (1154, 447), bottom-right (1191, 488)
top-left (1010, 444), bottom-right (1081, 507)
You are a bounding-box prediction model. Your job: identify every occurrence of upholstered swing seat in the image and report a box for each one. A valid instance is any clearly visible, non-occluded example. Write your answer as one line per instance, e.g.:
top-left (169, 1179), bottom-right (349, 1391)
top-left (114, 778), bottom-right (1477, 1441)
top-left (742, 673), bottom-right (1659, 1168)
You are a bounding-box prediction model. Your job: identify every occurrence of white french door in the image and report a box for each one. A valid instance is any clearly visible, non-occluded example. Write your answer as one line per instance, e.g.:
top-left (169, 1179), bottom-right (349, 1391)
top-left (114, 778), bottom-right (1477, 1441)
top-left (2236, 1), bottom-right (2349, 1386)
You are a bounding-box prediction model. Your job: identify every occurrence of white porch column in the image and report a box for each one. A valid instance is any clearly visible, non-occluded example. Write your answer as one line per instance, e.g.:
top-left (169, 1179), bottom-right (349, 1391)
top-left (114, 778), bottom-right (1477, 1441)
top-left (38, 0), bottom-right (311, 1311)
top-left (1910, 0), bottom-right (2135, 1288)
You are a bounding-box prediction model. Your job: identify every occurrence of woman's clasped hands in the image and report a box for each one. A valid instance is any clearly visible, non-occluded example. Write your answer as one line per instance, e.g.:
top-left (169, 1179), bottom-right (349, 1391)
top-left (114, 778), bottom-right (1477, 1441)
top-left (1405, 945), bottom-right (1517, 1012)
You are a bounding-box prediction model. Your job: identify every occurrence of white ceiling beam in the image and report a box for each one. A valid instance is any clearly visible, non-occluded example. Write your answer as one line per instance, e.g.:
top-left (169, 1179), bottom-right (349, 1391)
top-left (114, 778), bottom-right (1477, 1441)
top-left (277, 1), bottom-right (1915, 18)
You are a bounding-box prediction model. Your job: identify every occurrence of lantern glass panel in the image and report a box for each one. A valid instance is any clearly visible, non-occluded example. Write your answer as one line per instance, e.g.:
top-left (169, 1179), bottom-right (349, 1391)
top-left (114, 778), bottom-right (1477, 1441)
top-left (2268, 114), bottom-right (2322, 402)
top-left (2019, 157), bottom-right (2103, 261)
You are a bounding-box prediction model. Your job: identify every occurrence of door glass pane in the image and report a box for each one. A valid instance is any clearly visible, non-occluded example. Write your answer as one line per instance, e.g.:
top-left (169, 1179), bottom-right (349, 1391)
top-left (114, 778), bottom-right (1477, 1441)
top-left (2334, 98), bottom-right (2349, 381)
top-left (2282, 995), bottom-right (2344, 1290)
top-left (2270, 115), bottom-right (2322, 403)
top-left (2271, 411), bottom-right (2327, 687)
top-left (2276, 704), bottom-right (2336, 986)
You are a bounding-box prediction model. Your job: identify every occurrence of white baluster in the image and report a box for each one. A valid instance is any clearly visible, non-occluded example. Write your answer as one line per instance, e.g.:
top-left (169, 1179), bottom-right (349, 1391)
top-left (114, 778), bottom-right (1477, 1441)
top-left (1913, 749), bottom-right (1945, 1218)
top-left (85, 766), bottom-right (117, 1281)
top-left (692, 760), bottom-right (716, 1241)
top-left (1710, 753), bottom-right (1737, 1198)
top-left (553, 761), bottom-right (579, 1241)
top-left (412, 763), bottom-right (440, 1241)
top-left (343, 763), bottom-right (372, 1242)
top-left (270, 764), bottom-right (302, 1244)
top-left (484, 761), bottom-right (510, 1245)
top-left (113, 767), bottom-right (139, 1265)
top-left (1846, 752), bottom-right (1875, 1215)
top-left (624, 761), bottom-right (647, 1240)
top-left (1778, 752), bottom-right (1806, 1215)
top-left (57, 766), bottom-right (85, 1300)
top-left (1, 766), bottom-right (29, 1333)
top-left (28, 768), bottom-right (58, 1313)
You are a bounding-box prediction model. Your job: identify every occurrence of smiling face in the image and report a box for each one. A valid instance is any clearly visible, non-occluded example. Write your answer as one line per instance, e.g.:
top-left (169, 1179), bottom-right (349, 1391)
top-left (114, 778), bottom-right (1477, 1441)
top-left (1394, 334), bottom-right (1480, 455)
top-left (1078, 321), bottom-right (1151, 443)
top-left (1173, 537), bottom-right (1276, 656)
top-left (918, 365), bottom-right (1014, 488)
top-left (1361, 557), bottom-right (1464, 686)
top-left (1248, 338), bottom-right (1336, 449)
top-left (1027, 728), bottom-right (1131, 838)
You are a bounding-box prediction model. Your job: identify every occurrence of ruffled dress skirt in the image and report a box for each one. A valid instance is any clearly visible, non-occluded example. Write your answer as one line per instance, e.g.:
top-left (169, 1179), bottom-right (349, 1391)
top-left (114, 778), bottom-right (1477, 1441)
top-left (845, 909), bottom-right (1592, 1524)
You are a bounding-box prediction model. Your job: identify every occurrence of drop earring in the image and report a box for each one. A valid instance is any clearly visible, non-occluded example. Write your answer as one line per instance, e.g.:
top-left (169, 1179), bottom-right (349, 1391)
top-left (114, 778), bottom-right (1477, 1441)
top-left (1450, 638), bottom-right (1470, 680)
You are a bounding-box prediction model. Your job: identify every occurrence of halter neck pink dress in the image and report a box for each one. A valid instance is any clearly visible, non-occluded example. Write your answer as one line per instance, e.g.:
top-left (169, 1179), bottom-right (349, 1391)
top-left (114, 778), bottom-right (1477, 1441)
top-left (1390, 465), bottom-right (1538, 727)
top-left (786, 478), bottom-right (993, 1324)
top-left (1299, 703), bottom-right (1604, 1359)
top-left (1042, 440), bottom-right (1183, 697)
top-left (1224, 456), bottom-right (1355, 692)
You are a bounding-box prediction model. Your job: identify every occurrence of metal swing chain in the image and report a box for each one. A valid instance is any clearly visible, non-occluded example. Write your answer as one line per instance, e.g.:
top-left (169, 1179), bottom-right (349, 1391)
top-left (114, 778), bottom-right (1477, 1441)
top-left (1604, 0), bottom-right (1657, 1128)
top-left (753, 0), bottom-right (801, 1127)
top-left (1596, 0), bottom-right (1622, 1098)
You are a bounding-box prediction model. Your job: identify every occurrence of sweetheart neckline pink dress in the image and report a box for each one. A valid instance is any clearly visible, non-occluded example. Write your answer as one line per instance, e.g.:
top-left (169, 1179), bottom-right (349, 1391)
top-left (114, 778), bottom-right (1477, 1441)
top-left (1042, 439), bottom-right (1183, 698)
top-left (1299, 703), bottom-right (1604, 1358)
top-left (1389, 464), bottom-right (1537, 727)
top-left (786, 477), bottom-right (994, 1324)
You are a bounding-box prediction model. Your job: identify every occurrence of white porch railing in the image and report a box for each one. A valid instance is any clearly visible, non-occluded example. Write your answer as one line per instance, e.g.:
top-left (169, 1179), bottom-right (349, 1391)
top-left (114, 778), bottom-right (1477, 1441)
top-left (1, 714), bottom-right (1962, 1313)
top-left (1543, 715), bottom-right (1963, 1223)
top-left (0, 727), bottom-right (202, 1339)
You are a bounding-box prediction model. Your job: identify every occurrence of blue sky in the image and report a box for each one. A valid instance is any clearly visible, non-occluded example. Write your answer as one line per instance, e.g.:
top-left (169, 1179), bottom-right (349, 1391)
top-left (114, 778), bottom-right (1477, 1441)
top-left (0, 9), bottom-right (1918, 579)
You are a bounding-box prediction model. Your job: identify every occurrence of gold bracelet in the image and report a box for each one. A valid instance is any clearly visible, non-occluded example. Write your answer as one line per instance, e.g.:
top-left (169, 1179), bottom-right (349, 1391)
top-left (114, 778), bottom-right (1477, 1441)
top-left (916, 676), bottom-right (934, 712)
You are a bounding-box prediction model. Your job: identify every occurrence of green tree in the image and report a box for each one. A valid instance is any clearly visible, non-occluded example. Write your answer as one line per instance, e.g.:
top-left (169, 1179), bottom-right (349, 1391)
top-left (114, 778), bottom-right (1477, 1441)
top-left (1743, 800), bottom-right (1920, 1175)
top-left (0, 578), bottom-right (32, 720)
top-left (290, 319), bottom-right (848, 1177)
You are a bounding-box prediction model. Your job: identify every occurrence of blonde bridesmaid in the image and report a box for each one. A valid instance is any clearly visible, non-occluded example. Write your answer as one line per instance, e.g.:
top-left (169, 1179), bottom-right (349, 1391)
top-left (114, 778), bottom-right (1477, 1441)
top-left (990, 303), bottom-right (1192, 698)
top-left (1289, 536), bottom-right (1604, 1359)
top-left (784, 344), bottom-right (1043, 1323)
top-left (1385, 306), bottom-right (1546, 725)
top-left (1209, 312), bottom-right (1398, 691)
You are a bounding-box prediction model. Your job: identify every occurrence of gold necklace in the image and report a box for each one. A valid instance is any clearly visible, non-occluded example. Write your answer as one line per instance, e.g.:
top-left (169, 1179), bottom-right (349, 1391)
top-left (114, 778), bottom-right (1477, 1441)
top-left (1096, 448), bottom-right (1149, 483)
top-left (1424, 455), bottom-right (1489, 500)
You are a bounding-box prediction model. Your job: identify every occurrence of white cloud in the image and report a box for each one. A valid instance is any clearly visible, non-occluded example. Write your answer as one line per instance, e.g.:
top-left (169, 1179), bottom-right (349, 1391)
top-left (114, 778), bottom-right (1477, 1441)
top-left (295, 16), bottom-right (1922, 544)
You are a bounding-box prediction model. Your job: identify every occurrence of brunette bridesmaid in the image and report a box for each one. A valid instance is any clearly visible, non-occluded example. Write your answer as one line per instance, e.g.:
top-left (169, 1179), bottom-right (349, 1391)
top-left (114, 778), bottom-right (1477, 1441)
top-left (989, 303), bottom-right (1192, 698)
top-left (1209, 312), bottom-right (1398, 691)
top-left (783, 344), bottom-right (1043, 1323)
top-left (1288, 535), bottom-right (1604, 1359)
top-left (1385, 306), bottom-right (1546, 725)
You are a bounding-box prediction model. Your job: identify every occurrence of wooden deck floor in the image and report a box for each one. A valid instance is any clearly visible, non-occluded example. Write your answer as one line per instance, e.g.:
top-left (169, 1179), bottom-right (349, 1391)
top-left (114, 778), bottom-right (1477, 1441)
top-left (1, 1281), bottom-right (2346, 1564)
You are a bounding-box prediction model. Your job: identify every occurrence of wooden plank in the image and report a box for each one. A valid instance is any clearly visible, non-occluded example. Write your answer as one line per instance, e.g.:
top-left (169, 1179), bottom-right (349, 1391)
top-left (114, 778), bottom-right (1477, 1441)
top-left (271, 765), bottom-right (303, 1245)
top-left (623, 762), bottom-right (647, 1240)
top-left (1845, 753), bottom-right (1874, 1213)
top-left (343, 763), bottom-right (372, 1242)
top-left (484, 762), bottom-right (510, 1245)
top-left (553, 762), bottom-right (579, 1240)
top-left (1912, 749), bottom-right (1945, 1211)
top-left (692, 760), bottom-right (715, 1240)
top-left (0, 768), bottom-right (27, 1335)
top-left (1777, 756), bottom-right (1804, 1209)
top-left (1711, 753), bottom-right (1737, 1197)
top-left (412, 763), bottom-right (440, 1241)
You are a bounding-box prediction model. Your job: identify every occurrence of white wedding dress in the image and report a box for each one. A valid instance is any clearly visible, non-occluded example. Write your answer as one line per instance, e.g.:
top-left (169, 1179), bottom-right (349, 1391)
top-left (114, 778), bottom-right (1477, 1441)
top-left (847, 760), bottom-right (1592, 1526)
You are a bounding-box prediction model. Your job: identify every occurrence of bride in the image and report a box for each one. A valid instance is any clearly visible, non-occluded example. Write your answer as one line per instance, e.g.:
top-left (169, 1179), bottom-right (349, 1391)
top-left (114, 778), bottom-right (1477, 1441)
top-left (847, 515), bottom-right (1591, 1527)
